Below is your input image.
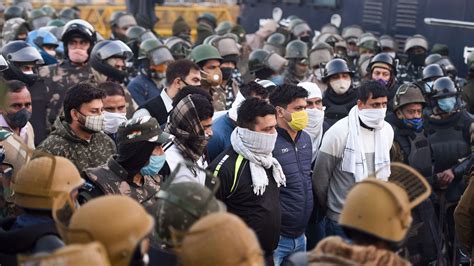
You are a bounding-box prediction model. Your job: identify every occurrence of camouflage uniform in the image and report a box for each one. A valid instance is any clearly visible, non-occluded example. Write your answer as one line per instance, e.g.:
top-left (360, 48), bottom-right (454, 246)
top-left (81, 155), bottom-right (160, 213)
top-left (201, 81), bottom-right (227, 112)
top-left (36, 117), bottom-right (116, 173)
top-left (39, 61), bottom-right (92, 124)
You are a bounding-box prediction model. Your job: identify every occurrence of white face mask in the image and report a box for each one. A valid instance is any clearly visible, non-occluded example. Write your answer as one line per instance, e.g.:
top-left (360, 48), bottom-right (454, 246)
top-left (387, 51), bottom-right (396, 59)
top-left (103, 111), bottom-right (127, 134)
top-left (358, 108), bottom-right (387, 129)
top-left (306, 108), bottom-right (325, 129)
top-left (330, 79), bottom-right (351, 95)
top-left (22, 70), bottom-right (34, 75)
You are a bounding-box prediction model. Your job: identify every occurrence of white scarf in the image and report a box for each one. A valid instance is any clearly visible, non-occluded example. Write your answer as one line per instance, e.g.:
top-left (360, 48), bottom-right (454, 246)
top-left (304, 108), bottom-right (325, 163)
top-left (230, 127), bottom-right (286, 195)
top-left (341, 106), bottom-right (391, 182)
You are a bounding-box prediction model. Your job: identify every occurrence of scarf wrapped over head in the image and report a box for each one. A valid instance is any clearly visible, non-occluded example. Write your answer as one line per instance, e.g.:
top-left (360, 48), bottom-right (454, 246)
top-left (165, 95), bottom-right (209, 162)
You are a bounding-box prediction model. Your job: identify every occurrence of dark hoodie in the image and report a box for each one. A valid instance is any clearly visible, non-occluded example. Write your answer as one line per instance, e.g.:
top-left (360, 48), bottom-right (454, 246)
top-left (37, 117), bottom-right (116, 173)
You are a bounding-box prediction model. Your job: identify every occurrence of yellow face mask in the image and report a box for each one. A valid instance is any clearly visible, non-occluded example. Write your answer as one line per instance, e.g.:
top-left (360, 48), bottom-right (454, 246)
top-left (288, 110), bottom-right (308, 131)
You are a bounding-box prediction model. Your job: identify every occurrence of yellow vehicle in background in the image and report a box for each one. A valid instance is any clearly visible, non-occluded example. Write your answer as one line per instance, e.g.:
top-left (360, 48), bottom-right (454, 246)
top-left (11, 0), bottom-right (239, 39)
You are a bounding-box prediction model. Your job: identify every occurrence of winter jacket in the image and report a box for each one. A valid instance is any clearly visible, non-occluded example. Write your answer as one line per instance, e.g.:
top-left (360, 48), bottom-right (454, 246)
top-left (128, 74), bottom-right (161, 106)
top-left (273, 128), bottom-right (313, 238)
top-left (37, 118), bottom-right (116, 173)
top-left (207, 114), bottom-right (236, 162)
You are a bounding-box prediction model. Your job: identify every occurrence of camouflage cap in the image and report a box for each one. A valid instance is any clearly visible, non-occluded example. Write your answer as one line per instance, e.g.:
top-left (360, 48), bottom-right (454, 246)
top-left (117, 115), bottom-right (172, 145)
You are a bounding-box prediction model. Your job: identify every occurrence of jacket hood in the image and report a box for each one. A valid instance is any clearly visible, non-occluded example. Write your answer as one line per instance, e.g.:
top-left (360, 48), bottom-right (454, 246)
top-left (50, 117), bottom-right (87, 144)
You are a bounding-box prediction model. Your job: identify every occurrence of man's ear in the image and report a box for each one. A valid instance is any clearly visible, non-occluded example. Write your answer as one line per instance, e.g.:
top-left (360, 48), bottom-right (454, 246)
top-left (70, 109), bottom-right (79, 122)
top-left (395, 109), bottom-right (404, 119)
top-left (276, 106), bottom-right (284, 118)
top-left (357, 99), bottom-right (364, 110)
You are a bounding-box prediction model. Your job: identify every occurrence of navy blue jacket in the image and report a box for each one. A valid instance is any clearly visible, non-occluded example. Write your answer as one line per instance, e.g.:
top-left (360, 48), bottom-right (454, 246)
top-left (273, 128), bottom-right (314, 238)
top-left (128, 74), bottom-right (161, 106)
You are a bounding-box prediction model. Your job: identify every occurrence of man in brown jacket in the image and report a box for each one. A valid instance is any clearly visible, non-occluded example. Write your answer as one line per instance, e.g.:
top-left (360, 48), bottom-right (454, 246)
top-left (454, 171), bottom-right (474, 259)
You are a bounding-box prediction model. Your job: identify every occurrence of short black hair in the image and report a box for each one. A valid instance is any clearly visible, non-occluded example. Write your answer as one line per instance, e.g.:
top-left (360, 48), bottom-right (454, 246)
top-left (358, 80), bottom-right (388, 103)
top-left (172, 85), bottom-right (212, 107)
top-left (269, 84), bottom-right (308, 108)
top-left (165, 59), bottom-right (200, 86)
top-left (237, 98), bottom-right (276, 130)
top-left (64, 82), bottom-right (105, 123)
top-left (190, 94), bottom-right (214, 121)
top-left (6, 80), bottom-right (27, 93)
top-left (98, 81), bottom-right (125, 97)
top-left (240, 81), bottom-right (270, 99)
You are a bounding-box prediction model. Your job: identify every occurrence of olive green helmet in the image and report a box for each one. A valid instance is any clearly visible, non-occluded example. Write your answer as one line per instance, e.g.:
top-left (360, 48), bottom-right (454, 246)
top-left (155, 162), bottom-right (226, 247)
top-left (47, 19), bottom-right (65, 27)
top-left (125, 25), bottom-right (146, 42)
top-left (41, 5), bottom-right (56, 18)
top-left (188, 44), bottom-right (223, 65)
top-left (216, 21), bottom-right (232, 36)
top-left (58, 8), bottom-right (79, 23)
top-left (285, 39), bottom-right (308, 59)
top-left (393, 83), bottom-right (426, 111)
top-left (139, 38), bottom-right (174, 65)
top-left (5, 6), bottom-right (26, 21)
top-left (263, 32), bottom-right (286, 56)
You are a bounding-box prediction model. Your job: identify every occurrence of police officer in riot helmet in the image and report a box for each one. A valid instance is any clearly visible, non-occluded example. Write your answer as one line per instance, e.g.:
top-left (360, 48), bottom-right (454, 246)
top-left (248, 49), bottom-right (288, 85)
top-left (1, 41), bottom-right (51, 145)
top-left (427, 77), bottom-right (474, 263)
top-left (109, 11), bottom-right (138, 43)
top-left (321, 58), bottom-right (358, 127)
top-left (420, 64), bottom-right (445, 114)
top-left (283, 39), bottom-right (309, 85)
top-left (304, 41), bottom-right (334, 93)
top-left (0, 155), bottom-right (84, 263)
top-left (389, 83), bottom-right (442, 265)
top-left (366, 52), bottom-right (398, 109)
top-left (399, 34), bottom-right (429, 83)
top-left (128, 39), bottom-right (174, 105)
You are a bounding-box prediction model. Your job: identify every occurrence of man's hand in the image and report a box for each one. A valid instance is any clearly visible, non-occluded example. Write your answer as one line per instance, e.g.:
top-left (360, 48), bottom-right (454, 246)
top-left (437, 168), bottom-right (455, 189)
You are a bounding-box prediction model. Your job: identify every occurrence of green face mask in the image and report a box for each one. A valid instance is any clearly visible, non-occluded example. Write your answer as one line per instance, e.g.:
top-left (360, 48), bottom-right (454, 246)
top-left (288, 110), bottom-right (308, 131)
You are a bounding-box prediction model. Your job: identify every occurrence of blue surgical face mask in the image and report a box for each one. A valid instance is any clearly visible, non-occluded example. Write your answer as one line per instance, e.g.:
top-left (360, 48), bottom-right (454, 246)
top-left (402, 118), bottom-right (423, 131)
top-left (437, 97), bottom-right (457, 113)
top-left (140, 155), bottom-right (166, 176)
top-left (270, 75), bottom-right (284, 85)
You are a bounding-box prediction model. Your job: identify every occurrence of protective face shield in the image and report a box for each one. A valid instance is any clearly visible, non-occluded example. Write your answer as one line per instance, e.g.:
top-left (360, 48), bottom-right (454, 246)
top-left (201, 68), bottom-right (223, 87)
top-left (149, 46), bottom-right (174, 66)
top-left (266, 52), bottom-right (288, 74)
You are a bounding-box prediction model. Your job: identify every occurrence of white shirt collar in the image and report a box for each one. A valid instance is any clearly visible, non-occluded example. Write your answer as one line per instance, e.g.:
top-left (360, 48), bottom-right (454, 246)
top-left (160, 88), bottom-right (173, 113)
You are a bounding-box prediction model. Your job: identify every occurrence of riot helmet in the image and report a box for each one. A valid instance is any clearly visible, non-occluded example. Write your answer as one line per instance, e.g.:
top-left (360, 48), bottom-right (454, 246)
top-left (180, 213), bottom-right (264, 266)
top-left (66, 195), bottom-right (154, 266)
top-left (320, 23), bottom-right (339, 35)
top-left (340, 163), bottom-right (431, 243)
top-left (26, 29), bottom-right (59, 65)
top-left (4, 5), bottom-right (27, 21)
top-left (188, 44), bottom-right (223, 65)
top-left (309, 41), bottom-right (334, 69)
top-left (404, 34), bottom-right (428, 53)
top-left (12, 155), bottom-right (84, 210)
top-left (61, 19), bottom-right (97, 61)
top-left (209, 35), bottom-right (240, 59)
top-left (263, 32), bottom-right (286, 56)
top-left (58, 8), bottom-right (79, 23)
top-left (424, 53), bottom-right (442, 66)
top-left (379, 35), bottom-right (397, 56)
top-left (393, 83), bottom-right (426, 111)
top-left (164, 36), bottom-right (192, 60)
top-left (155, 179), bottom-right (225, 247)
top-left (29, 8), bottom-right (51, 29)
top-left (90, 40), bottom-right (133, 83)
top-left (47, 18), bottom-right (65, 27)
top-left (431, 77), bottom-right (460, 114)
top-left (289, 19), bottom-right (311, 42)
top-left (197, 13), bottom-right (217, 29)
top-left (341, 25), bottom-right (364, 41)
top-left (285, 39), bottom-right (308, 59)
top-left (404, 34), bottom-right (428, 67)
top-left (357, 32), bottom-right (380, 55)
top-left (215, 21), bottom-right (233, 36)
top-left (248, 49), bottom-right (287, 75)
top-left (2, 40), bottom-right (44, 85)
top-left (422, 64), bottom-right (444, 81)
top-left (322, 58), bottom-right (353, 82)
top-left (125, 25), bottom-right (146, 43)
top-left (367, 52), bottom-right (397, 88)
top-left (2, 17), bottom-right (29, 44)
top-left (41, 5), bottom-right (56, 19)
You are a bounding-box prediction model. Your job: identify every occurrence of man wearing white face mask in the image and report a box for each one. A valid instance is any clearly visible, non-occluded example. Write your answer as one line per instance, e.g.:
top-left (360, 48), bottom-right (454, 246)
top-left (313, 80), bottom-right (393, 239)
top-left (322, 58), bottom-right (358, 128)
top-left (99, 82), bottom-right (128, 143)
top-left (38, 82), bottom-right (116, 173)
top-left (298, 82), bottom-right (327, 164)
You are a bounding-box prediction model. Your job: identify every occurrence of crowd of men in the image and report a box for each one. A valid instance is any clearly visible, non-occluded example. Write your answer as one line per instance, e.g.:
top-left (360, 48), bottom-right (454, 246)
top-left (0, 1), bottom-right (472, 266)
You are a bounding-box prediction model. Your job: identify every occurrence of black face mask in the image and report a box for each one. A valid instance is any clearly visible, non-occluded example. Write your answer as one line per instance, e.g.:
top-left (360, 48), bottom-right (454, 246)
top-left (6, 108), bottom-right (31, 129)
top-left (220, 67), bottom-right (233, 81)
top-left (299, 35), bottom-right (311, 44)
top-left (408, 52), bottom-right (427, 67)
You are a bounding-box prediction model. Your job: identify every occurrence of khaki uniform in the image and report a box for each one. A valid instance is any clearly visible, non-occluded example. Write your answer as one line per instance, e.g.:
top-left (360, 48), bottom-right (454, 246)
top-left (454, 174), bottom-right (474, 258)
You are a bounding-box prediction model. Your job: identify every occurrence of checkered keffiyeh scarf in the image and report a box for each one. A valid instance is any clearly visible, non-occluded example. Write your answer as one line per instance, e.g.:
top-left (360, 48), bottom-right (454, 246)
top-left (165, 95), bottom-right (208, 162)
